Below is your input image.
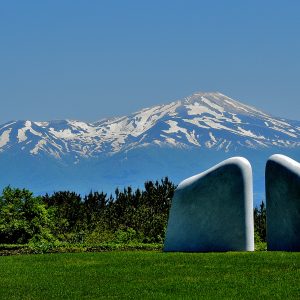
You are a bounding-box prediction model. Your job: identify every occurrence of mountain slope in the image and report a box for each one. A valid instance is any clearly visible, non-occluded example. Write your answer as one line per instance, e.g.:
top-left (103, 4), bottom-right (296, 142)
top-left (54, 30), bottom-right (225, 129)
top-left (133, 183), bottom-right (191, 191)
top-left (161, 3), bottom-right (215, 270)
top-left (0, 92), bottom-right (300, 204)
top-left (1, 92), bottom-right (300, 161)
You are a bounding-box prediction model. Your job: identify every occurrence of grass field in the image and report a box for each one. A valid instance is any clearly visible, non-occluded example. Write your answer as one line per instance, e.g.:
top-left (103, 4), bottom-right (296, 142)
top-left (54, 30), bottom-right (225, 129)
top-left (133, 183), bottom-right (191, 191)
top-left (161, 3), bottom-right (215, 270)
top-left (0, 251), bottom-right (299, 299)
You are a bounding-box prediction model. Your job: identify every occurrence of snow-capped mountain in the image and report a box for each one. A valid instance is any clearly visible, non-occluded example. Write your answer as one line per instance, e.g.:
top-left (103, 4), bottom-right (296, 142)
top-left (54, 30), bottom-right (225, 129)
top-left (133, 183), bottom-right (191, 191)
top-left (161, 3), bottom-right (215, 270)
top-left (0, 92), bottom-right (300, 204)
top-left (1, 92), bottom-right (300, 161)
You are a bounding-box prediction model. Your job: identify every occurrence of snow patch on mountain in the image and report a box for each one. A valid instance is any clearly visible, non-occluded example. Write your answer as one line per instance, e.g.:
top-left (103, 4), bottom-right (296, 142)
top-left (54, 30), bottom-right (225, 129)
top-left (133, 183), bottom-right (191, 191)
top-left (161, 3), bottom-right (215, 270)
top-left (30, 139), bottom-right (47, 155)
top-left (236, 127), bottom-right (265, 139)
top-left (49, 128), bottom-right (77, 140)
top-left (17, 121), bottom-right (43, 143)
top-left (0, 121), bottom-right (17, 130)
top-left (34, 121), bottom-right (50, 127)
top-left (0, 129), bottom-right (11, 149)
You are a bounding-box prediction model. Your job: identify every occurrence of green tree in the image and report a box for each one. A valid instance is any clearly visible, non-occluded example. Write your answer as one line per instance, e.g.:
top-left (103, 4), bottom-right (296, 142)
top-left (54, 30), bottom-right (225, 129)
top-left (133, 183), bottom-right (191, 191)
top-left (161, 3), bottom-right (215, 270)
top-left (106, 177), bottom-right (176, 242)
top-left (0, 186), bottom-right (56, 244)
top-left (43, 191), bottom-right (84, 241)
top-left (254, 200), bottom-right (266, 242)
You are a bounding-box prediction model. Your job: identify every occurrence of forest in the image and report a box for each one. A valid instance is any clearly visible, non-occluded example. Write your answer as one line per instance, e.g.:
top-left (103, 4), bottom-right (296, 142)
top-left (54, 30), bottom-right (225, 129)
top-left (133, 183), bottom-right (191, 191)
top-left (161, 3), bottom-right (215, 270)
top-left (0, 177), bottom-right (266, 250)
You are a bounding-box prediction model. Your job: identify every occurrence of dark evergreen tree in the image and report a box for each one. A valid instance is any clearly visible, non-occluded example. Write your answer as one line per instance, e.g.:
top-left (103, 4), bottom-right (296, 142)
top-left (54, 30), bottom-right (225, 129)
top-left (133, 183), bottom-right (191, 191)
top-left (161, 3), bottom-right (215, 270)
top-left (83, 191), bottom-right (108, 228)
top-left (42, 191), bottom-right (84, 239)
top-left (254, 200), bottom-right (266, 242)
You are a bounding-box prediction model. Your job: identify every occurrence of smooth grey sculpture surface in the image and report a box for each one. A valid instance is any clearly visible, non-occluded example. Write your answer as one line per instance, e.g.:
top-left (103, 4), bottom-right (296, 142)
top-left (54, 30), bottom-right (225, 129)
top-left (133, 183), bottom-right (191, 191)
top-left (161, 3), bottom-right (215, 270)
top-left (164, 157), bottom-right (254, 252)
top-left (266, 154), bottom-right (300, 251)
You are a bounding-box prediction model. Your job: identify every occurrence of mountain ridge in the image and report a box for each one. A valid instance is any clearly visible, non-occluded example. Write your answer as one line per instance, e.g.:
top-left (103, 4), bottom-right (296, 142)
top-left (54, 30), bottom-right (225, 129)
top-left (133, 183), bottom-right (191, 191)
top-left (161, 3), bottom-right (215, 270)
top-left (1, 92), bottom-right (300, 162)
top-left (1, 92), bottom-right (300, 203)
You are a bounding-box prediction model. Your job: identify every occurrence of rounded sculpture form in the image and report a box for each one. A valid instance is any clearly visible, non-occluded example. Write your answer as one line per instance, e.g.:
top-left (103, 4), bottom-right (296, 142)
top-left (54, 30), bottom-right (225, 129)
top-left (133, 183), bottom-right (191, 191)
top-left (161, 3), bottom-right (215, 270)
top-left (266, 154), bottom-right (300, 251)
top-left (164, 157), bottom-right (254, 252)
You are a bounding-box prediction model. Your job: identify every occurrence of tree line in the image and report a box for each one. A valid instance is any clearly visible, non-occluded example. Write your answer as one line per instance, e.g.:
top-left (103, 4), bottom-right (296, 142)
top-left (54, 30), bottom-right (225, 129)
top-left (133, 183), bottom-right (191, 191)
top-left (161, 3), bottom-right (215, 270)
top-left (0, 178), bottom-right (175, 245)
top-left (0, 178), bottom-right (266, 245)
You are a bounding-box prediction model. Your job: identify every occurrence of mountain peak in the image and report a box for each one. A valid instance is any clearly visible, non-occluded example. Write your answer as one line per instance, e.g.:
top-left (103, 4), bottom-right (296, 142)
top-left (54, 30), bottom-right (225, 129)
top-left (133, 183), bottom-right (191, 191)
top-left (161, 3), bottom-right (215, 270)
top-left (180, 91), bottom-right (267, 118)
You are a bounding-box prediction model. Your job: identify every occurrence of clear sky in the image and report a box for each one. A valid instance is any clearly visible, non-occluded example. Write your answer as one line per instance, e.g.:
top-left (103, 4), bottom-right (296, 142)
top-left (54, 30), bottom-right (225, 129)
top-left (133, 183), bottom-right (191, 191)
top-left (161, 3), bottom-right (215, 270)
top-left (0, 0), bottom-right (300, 123)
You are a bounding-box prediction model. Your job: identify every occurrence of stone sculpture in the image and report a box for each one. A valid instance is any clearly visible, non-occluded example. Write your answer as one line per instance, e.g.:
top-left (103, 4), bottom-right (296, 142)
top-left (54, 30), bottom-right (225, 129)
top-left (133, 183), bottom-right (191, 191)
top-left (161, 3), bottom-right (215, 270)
top-left (164, 157), bottom-right (254, 252)
top-left (266, 154), bottom-right (300, 251)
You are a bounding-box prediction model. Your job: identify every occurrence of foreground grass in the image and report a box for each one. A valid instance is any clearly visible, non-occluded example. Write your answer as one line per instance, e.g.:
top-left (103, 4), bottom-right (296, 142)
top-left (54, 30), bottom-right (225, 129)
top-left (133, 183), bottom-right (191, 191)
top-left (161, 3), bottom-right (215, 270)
top-left (0, 251), bottom-right (299, 299)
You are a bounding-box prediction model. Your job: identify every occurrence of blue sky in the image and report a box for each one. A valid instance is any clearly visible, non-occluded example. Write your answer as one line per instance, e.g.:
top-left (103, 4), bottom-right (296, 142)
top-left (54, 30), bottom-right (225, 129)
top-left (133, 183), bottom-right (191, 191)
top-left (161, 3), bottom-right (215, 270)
top-left (0, 0), bottom-right (299, 123)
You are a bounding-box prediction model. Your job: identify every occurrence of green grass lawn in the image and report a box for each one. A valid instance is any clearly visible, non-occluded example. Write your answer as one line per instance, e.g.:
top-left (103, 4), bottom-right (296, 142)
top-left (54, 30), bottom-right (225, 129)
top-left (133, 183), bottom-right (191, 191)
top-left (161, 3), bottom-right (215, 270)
top-left (0, 251), bottom-right (299, 299)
